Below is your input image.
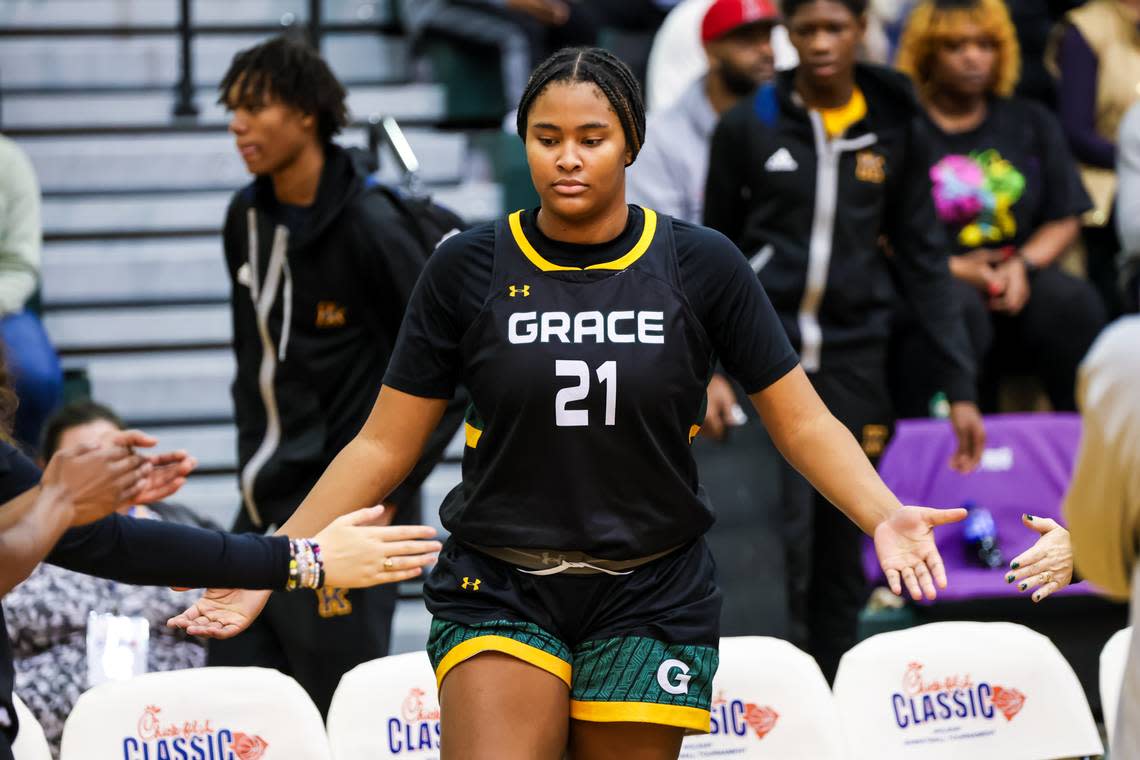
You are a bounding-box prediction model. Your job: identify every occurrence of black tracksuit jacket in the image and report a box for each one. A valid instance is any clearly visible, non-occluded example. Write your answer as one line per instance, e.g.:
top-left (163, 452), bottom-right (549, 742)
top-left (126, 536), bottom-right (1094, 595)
top-left (223, 144), bottom-right (462, 530)
top-left (705, 65), bottom-right (976, 402)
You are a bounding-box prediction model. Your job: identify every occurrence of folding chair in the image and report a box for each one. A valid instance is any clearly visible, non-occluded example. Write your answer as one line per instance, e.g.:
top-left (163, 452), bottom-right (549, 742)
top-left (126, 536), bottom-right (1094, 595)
top-left (833, 621), bottom-right (1101, 759)
top-left (59, 667), bottom-right (330, 759)
top-left (326, 651), bottom-right (440, 759)
top-left (679, 636), bottom-right (848, 759)
top-left (1100, 626), bottom-right (1131, 745)
top-left (10, 695), bottom-right (50, 760)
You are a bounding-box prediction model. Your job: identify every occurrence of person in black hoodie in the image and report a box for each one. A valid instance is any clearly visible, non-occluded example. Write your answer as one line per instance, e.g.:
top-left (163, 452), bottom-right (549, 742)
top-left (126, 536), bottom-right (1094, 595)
top-left (704, 0), bottom-right (985, 682)
top-left (208, 36), bottom-right (462, 715)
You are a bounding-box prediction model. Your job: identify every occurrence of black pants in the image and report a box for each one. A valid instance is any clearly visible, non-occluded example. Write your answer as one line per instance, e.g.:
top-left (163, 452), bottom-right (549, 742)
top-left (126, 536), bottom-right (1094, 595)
top-left (1082, 220), bottom-right (1122, 319)
top-left (694, 380), bottom-right (790, 639)
top-left (784, 353), bottom-right (892, 683)
top-left (0, 729), bottom-right (11, 760)
top-left (207, 512), bottom-right (398, 717)
top-left (891, 268), bottom-right (1106, 415)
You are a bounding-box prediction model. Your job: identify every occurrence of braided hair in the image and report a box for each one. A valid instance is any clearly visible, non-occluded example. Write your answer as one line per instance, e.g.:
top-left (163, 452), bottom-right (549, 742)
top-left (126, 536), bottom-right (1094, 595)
top-left (515, 47), bottom-right (646, 165)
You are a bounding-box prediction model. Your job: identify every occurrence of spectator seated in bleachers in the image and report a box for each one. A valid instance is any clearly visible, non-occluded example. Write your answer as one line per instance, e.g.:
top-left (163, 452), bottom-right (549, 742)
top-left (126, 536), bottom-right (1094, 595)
top-left (0, 135), bottom-right (62, 452)
top-left (1047, 0), bottom-right (1140, 317)
top-left (890, 0), bottom-right (1106, 415)
top-left (2, 401), bottom-right (216, 757)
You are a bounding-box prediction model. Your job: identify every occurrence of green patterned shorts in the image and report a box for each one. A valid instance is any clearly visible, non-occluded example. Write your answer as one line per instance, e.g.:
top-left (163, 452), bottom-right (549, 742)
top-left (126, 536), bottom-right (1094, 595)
top-left (423, 539), bottom-right (722, 732)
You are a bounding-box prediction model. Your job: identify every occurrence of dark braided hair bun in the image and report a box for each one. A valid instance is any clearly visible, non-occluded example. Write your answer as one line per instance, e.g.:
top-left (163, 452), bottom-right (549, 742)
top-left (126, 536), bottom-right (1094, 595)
top-left (516, 47), bottom-right (647, 165)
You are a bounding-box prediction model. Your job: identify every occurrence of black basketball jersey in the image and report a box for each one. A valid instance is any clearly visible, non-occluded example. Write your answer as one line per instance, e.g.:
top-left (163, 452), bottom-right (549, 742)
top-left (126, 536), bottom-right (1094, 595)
top-left (438, 207), bottom-right (717, 559)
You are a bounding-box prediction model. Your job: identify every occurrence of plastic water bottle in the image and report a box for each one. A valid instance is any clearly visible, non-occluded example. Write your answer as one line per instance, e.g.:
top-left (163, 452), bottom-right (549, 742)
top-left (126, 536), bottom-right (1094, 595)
top-left (962, 500), bottom-right (1002, 568)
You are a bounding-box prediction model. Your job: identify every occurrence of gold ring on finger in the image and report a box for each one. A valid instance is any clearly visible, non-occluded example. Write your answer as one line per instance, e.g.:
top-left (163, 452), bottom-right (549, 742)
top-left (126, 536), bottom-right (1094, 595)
top-left (1041, 571), bottom-right (1052, 584)
top-left (383, 557), bottom-right (395, 571)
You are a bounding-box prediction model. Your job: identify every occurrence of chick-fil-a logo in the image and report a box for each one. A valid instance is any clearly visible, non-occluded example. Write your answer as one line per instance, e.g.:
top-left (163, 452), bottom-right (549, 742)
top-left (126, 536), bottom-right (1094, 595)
top-left (122, 705), bottom-right (268, 760)
top-left (708, 692), bottom-right (780, 741)
top-left (387, 688), bottom-right (442, 754)
top-left (891, 662), bottom-right (1026, 730)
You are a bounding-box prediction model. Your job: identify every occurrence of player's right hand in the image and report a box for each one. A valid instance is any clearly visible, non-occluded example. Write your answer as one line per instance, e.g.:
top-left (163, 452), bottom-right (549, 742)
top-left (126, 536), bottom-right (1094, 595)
top-left (167, 588), bottom-right (270, 639)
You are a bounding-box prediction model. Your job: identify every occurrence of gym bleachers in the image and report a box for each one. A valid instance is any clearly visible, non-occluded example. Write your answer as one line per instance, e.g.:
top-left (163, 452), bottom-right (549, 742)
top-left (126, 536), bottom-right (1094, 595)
top-left (1, 0), bottom-right (487, 654)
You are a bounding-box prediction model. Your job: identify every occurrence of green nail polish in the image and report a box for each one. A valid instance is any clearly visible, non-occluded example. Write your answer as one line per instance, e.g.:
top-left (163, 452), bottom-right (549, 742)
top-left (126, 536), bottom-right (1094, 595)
top-left (1025, 514), bottom-right (1034, 521)
top-left (1011, 562), bottom-right (1019, 569)
top-left (1006, 574), bottom-right (1015, 583)
top-left (1019, 582), bottom-right (1027, 591)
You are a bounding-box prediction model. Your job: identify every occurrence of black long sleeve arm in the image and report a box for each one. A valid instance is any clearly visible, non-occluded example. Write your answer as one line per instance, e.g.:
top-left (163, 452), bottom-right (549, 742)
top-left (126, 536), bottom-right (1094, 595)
top-left (46, 515), bottom-right (290, 589)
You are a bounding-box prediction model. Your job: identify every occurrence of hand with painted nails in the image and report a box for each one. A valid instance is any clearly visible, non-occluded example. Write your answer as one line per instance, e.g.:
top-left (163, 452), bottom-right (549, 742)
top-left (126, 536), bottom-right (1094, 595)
top-left (1006, 514), bottom-right (1073, 603)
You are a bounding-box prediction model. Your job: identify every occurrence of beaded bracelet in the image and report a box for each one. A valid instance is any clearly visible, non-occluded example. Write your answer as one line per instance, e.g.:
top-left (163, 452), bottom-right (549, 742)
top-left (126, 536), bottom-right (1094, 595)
top-left (286, 539), bottom-right (325, 591)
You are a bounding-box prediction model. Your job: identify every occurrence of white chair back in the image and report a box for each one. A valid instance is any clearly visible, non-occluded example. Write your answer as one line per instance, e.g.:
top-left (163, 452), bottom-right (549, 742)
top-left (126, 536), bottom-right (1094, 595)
top-left (1100, 626), bottom-right (1131, 744)
top-left (326, 651), bottom-right (440, 759)
top-left (10, 695), bottom-right (51, 760)
top-left (679, 636), bottom-right (848, 759)
top-left (833, 621), bottom-right (1102, 760)
top-left (59, 666), bottom-right (331, 759)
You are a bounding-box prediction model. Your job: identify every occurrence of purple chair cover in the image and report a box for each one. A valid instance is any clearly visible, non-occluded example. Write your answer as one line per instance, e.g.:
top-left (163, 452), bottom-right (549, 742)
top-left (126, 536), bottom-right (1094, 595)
top-left (863, 413), bottom-right (1091, 602)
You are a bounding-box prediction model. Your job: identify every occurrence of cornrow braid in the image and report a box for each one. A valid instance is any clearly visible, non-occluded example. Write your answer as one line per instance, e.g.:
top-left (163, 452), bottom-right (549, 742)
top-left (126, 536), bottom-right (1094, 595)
top-left (515, 47), bottom-right (647, 165)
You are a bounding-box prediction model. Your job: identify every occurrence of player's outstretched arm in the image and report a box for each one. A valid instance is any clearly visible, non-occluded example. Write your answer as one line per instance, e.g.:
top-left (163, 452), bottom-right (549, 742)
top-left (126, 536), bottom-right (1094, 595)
top-left (751, 366), bottom-right (966, 601)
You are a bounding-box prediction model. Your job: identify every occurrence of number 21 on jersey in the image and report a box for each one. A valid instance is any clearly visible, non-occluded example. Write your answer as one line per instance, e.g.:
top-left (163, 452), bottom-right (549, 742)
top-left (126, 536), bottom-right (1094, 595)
top-left (555, 360), bottom-right (616, 427)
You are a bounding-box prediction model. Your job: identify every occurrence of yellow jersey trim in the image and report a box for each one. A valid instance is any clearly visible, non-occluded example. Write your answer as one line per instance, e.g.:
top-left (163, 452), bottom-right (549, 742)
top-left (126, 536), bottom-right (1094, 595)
top-left (435, 635), bottom-right (572, 690)
top-left (508, 208), bottom-right (658, 273)
top-left (464, 421), bottom-right (483, 449)
top-left (818, 87), bottom-right (867, 138)
top-left (688, 424), bottom-right (701, 444)
top-left (570, 700), bottom-right (711, 732)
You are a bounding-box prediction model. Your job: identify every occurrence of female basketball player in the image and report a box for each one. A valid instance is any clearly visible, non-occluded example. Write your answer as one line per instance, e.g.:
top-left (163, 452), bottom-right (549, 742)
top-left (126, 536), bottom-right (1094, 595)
top-left (171, 48), bottom-right (967, 760)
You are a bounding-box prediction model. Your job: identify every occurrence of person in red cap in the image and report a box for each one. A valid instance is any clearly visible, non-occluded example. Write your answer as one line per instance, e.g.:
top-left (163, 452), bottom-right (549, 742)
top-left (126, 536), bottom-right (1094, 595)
top-left (630, 0), bottom-right (779, 226)
top-left (629, 0), bottom-right (787, 641)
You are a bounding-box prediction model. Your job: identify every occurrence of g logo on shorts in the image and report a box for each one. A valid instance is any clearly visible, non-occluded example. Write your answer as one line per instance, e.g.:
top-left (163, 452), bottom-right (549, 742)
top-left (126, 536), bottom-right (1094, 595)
top-left (656, 659), bottom-right (692, 695)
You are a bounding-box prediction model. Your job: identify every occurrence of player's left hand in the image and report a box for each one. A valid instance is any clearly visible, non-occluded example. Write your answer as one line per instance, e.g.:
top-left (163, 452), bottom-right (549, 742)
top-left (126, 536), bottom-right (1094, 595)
top-left (874, 506), bottom-right (968, 600)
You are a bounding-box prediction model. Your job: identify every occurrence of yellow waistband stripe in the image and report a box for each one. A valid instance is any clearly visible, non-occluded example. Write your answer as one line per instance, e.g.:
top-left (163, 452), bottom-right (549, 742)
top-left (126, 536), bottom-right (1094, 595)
top-left (570, 700), bottom-right (711, 733)
top-left (509, 208), bottom-right (658, 272)
top-left (435, 635), bottom-right (572, 690)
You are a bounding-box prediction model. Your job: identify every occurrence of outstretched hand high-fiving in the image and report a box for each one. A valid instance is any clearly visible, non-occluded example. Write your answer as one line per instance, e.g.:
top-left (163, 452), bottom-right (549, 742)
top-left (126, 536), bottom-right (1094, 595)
top-left (874, 506), bottom-right (968, 601)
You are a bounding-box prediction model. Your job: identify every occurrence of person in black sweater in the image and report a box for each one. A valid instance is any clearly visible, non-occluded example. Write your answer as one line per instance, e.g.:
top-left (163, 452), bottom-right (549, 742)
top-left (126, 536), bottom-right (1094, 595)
top-left (891, 0), bottom-right (1105, 414)
top-left (211, 36), bottom-right (463, 715)
top-left (703, 0), bottom-right (985, 682)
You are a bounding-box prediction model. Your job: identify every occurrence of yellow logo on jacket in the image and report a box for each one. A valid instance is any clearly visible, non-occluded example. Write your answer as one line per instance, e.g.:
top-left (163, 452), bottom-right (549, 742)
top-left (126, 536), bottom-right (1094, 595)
top-left (316, 301), bottom-right (347, 328)
top-left (461, 577), bottom-right (482, 591)
top-left (315, 587), bottom-right (353, 618)
top-left (509, 285), bottom-right (531, 298)
top-left (855, 150), bottom-right (886, 184)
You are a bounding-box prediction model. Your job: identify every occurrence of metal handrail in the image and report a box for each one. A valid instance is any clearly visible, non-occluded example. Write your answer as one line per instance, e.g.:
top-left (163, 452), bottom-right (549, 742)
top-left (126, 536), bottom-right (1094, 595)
top-left (171, 0), bottom-right (399, 119)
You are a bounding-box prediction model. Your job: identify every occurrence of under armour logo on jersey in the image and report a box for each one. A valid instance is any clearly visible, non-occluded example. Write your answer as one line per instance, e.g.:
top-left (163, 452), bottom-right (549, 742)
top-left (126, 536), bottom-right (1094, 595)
top-left (461, 577), bottom-right (482, 591)
top-left (764, 147), bottom-right (798, 172)
top-left (509, 285), bottom-right (531, 298)
top-left (657, 659), bottom-right (692, 695)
